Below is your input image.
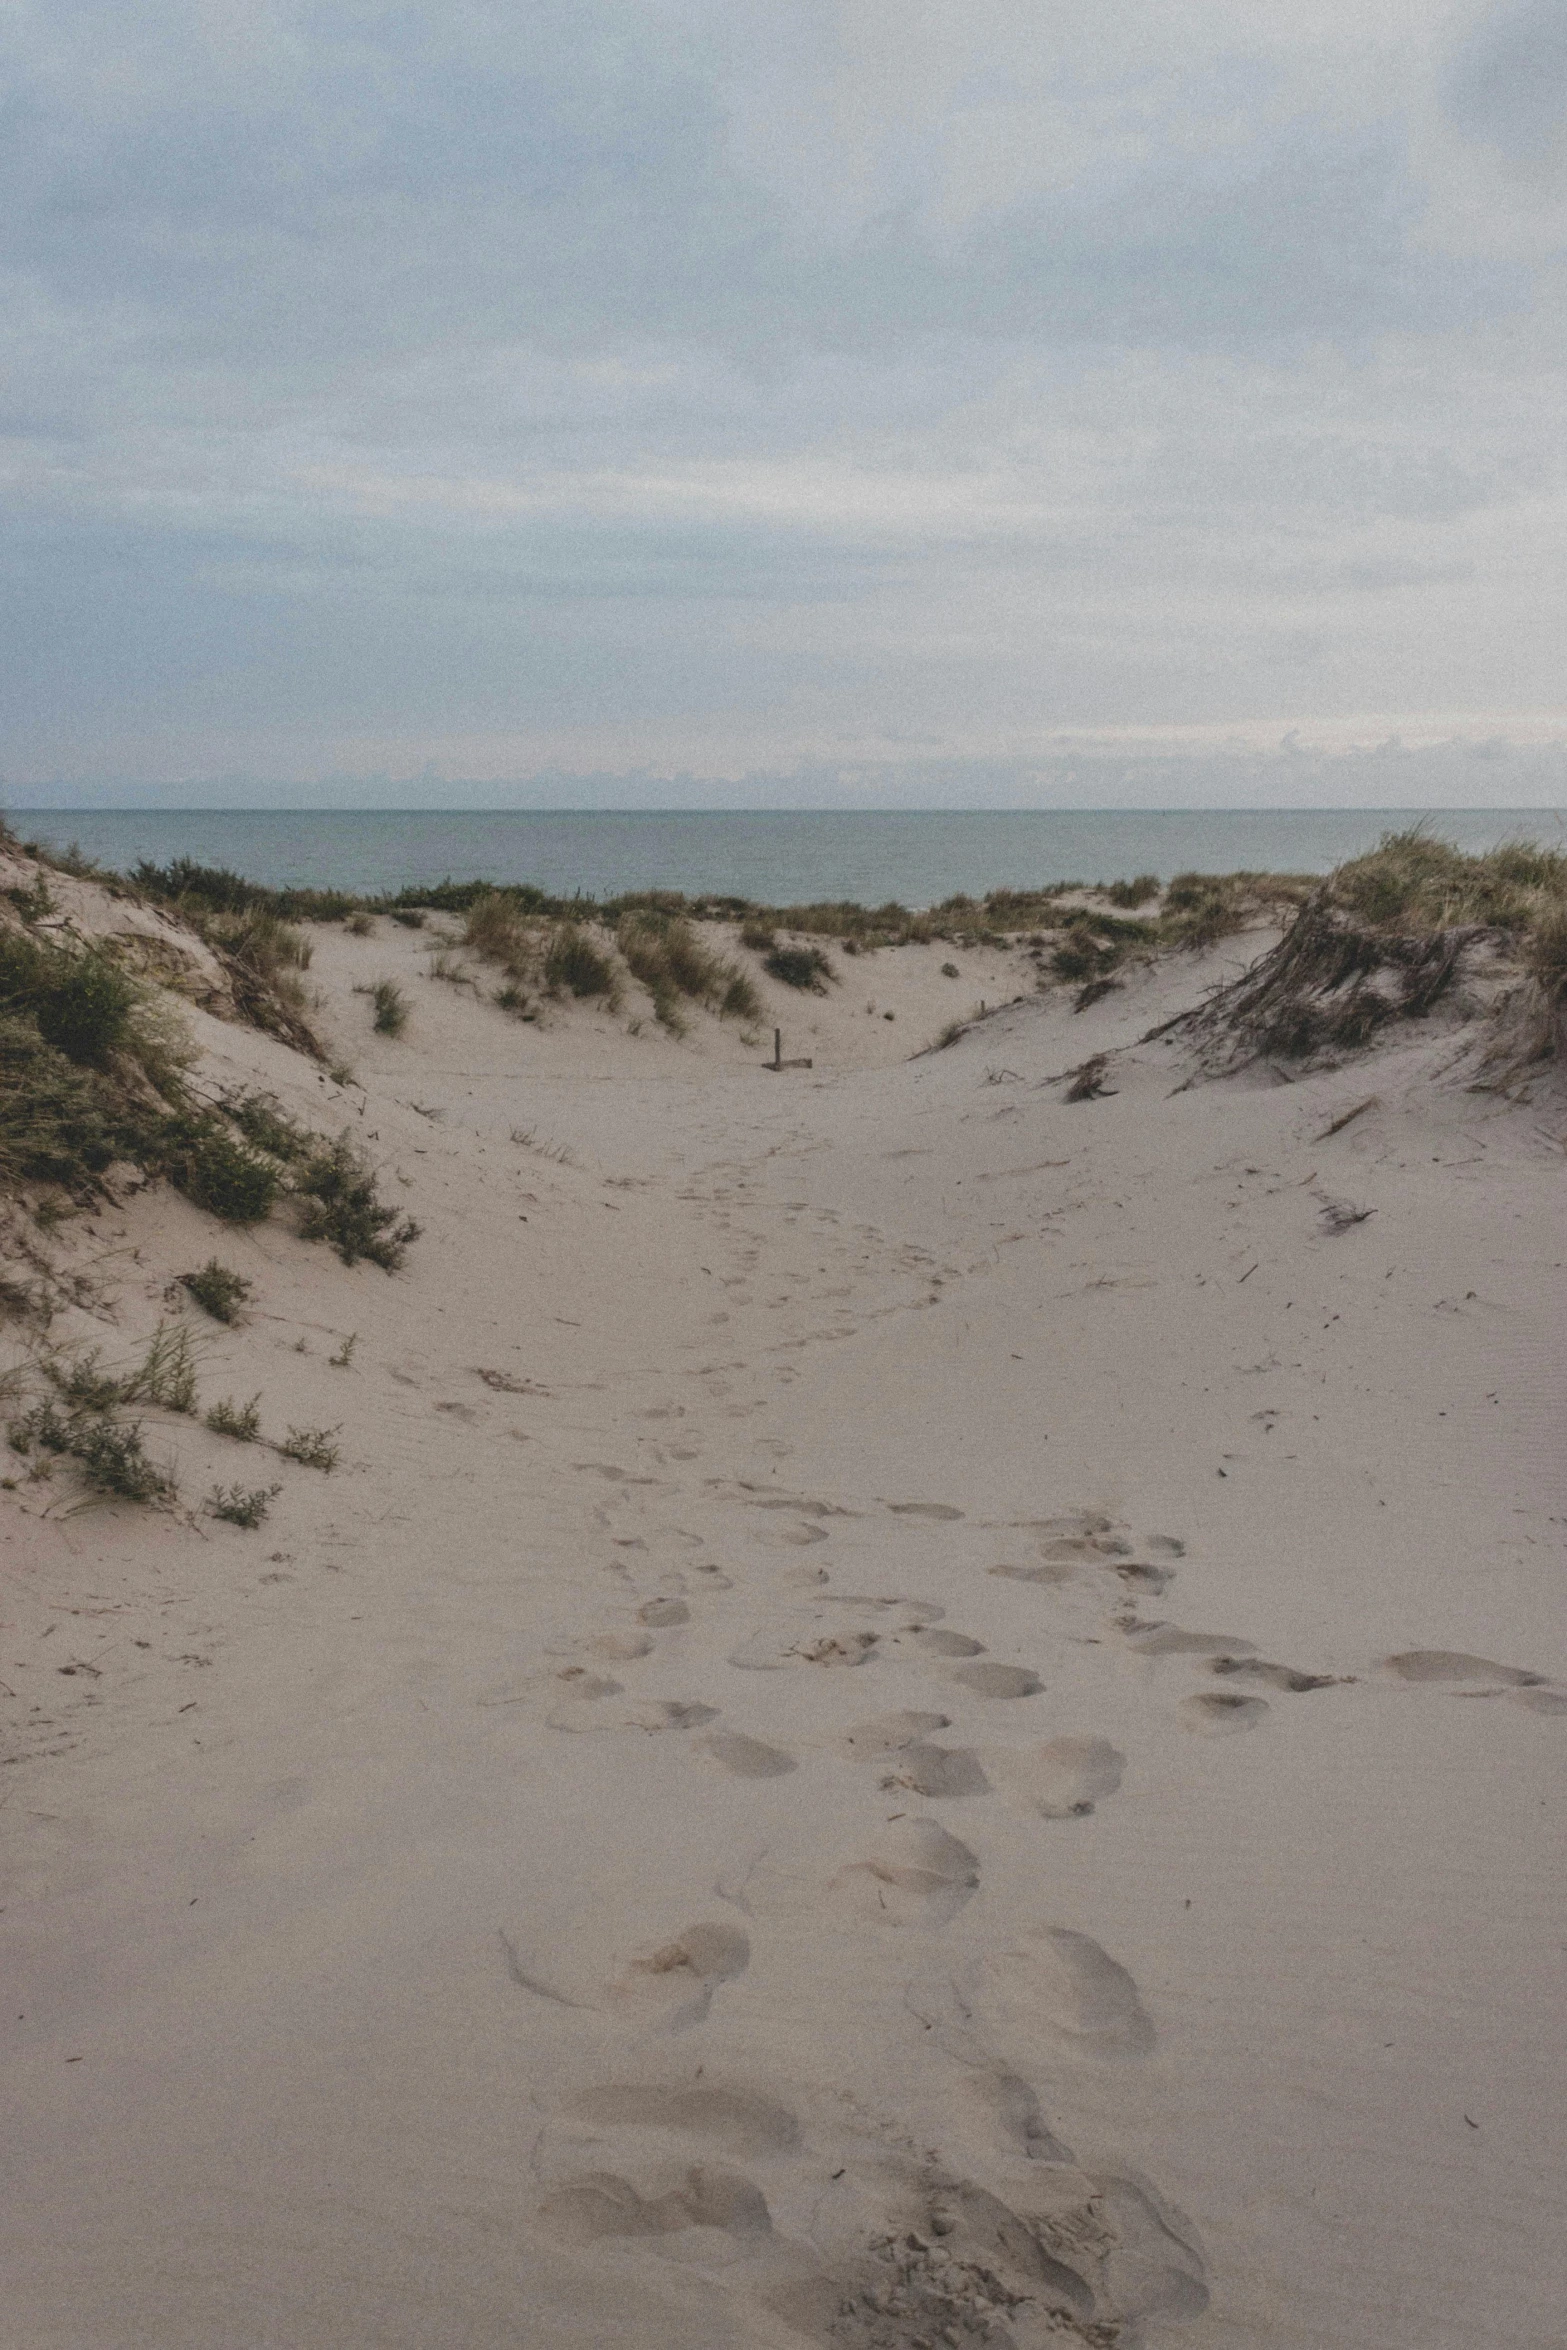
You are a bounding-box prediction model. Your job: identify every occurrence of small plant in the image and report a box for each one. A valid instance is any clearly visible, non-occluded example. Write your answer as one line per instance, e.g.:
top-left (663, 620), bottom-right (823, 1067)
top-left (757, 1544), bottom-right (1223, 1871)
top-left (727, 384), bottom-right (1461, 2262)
top-left (940, 962), bottom-right (960, 978)
top-left (720, 970), bottom-right (762, 1021)
top-left (45, 1349), bottom-right (126, 1412)
top-left (279, 1424), bottom-right (340, 1471)
top-left (181, 1260), bottom-right (253, 1323)
top-left (933, 1019), bottom-right (967, 1050)
top-left (426, 949), bottom-right (476, 987)
top-left (206, 1481), bottom-right (280, 1528)
top-left (764, 944), bottom-right (834, 992)
top-left (389, 908), bottom-right (425, 929)
top-left (328, 1332), bottom-right (358, 1368)
top-left (178, 1127), bottom-right (281, 1223)
top-left (294, 1134), bottom-right (421, 1269)
top-left (1105, 874), bottom-right (1160, 909)
top-left (545, 924), bottom-right (620, 1001)
top-left (125, 1322), bottom-right (198, 1414)
top-left (8, 1397), bottom-right (70, 1454)
top-left (739, 920), bottom-right (776, 952)
top-left (70, 1414), bottom-right (176, 1503)
top-left (370, 979), bottom-right (409, 1035)
top-left (345, 911), bottom-right (375, 936)
top-left (206, 1393), bottom-right (262, 1441)
top-left (494, 981), bottom-right (537, 1019)
top-left (223, 1089), bottom-right (312, 1164)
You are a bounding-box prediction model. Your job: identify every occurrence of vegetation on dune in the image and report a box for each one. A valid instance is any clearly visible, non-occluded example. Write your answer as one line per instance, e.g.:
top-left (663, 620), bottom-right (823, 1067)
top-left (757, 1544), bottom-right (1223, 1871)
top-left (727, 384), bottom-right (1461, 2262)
top-left (180, 1261), bottom-right (253, 1323)
top-left (763, 943), bottom-right (835, 992)
top-left (369, 978), bottom-right (409, 1035)
top-left (126, 858), bottom-right (322, 1054)
top-left (206, 1480), bottom-right (280, 1528)
top-left (1170, 830), bottom-right (1567, 1074)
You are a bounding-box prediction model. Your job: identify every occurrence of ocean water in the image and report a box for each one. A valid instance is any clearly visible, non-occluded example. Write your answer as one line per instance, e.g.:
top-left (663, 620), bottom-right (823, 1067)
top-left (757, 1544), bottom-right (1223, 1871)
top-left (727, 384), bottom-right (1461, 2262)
top-left (11, 807), bottom-right (1561, 908)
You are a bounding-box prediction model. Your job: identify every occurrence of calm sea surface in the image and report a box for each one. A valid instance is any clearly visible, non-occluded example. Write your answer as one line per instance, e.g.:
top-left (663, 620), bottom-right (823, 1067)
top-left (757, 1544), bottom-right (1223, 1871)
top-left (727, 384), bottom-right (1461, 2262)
top-left (11, 808), bottom-right (1561, 907)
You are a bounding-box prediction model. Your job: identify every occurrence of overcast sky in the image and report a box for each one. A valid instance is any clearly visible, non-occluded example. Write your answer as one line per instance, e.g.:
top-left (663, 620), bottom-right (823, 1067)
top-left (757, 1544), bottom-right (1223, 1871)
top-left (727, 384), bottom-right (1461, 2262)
top-left (3, 0), bottom-right (1565, 805)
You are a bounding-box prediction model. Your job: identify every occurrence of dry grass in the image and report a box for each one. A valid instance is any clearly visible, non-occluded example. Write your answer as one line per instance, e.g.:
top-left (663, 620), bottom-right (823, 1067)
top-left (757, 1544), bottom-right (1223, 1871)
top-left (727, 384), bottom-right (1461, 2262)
top-left (1166, 831), bottom-right (1567, 1076)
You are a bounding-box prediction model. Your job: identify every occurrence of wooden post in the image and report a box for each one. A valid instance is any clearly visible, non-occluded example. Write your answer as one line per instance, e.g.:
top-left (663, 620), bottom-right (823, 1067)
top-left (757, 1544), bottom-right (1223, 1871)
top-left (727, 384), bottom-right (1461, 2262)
top-left (773, 1028), bottom-right (782, 1070)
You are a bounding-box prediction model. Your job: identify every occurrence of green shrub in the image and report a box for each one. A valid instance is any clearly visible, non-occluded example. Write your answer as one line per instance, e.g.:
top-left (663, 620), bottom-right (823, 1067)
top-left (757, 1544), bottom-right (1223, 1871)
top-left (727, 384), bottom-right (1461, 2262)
top-left (545, 924), bottom-right (620, 1001)
top-left (764, 944), bottom-right (834, 992)
top-left (71, 1415), bottom-right (174, 1501)
top-left (206, 1394), bottom-right (261, 1441)
top-left (0, 931), bottom-right (139, 1066)
top-left (223, 1089), bottom-right (311, 1164)
top-left (1105, 874), bottom-right (1160, 908)
top-left (345, 911), bottom-right (375, 936)
top-left (0, 1015), bottom-right (125, 1189)
top-left (370, 979), bottom-right (408, 1035)
top-left (279, 1424), bottom-right (339, 1471)
top-left (123, 1322), bottom-right (198, 1414)
top-left (294, 1134), bottom-right (420, 1269)
top-left (206, 1481), bottom-right (279, 1527)
top-left (181, 1260), bottom-right (253, 1323)
top-left (177, 1127), bottom-right (281, 1223)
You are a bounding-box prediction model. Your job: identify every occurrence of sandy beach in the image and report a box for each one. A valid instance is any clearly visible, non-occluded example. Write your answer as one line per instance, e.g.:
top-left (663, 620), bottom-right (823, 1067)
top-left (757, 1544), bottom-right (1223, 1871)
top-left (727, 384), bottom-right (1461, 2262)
top-left (2, 866), bottom-right (1564, 2349)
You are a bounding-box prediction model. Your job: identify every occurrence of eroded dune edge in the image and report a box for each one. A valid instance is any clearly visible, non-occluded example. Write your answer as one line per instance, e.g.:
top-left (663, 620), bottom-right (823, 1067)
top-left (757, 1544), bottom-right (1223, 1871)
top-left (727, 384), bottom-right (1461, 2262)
top-left (2, 837), bottom-right (1564, 2350)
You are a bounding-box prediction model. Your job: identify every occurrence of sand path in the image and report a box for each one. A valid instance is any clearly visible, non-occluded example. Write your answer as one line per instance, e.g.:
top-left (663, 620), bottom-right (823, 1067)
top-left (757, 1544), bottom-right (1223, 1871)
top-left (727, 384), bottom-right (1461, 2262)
top-left (3, 928), bottom-right (1564, 2347)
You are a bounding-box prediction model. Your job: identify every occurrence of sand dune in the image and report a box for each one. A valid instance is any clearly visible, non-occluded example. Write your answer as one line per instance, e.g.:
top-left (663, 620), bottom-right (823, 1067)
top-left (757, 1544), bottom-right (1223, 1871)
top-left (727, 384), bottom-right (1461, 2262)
top-left (2, 901), bottom-right (1564, 2347)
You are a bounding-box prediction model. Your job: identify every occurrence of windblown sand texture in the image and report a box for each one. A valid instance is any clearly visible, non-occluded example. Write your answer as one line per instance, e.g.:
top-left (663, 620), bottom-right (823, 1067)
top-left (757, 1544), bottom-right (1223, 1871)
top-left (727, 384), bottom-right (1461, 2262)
top-left (3, 901), bottom-right (1564, 2348)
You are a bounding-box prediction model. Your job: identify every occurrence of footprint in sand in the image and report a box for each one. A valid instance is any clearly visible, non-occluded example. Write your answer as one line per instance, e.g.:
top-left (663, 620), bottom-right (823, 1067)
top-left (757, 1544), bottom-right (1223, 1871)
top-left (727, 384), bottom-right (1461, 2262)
top-left (549, 1630), bottom-right (653, 1661)
top-left (1111, 1560), bottom-right (1177, 1596)
top-left (962, 2068), bottom-right (1074, 2162)
top-left (950, 1661), bottom-right (1042, 1699)
top-left (905, 1627), bottom-right (985, 1658)
top-left (729, 1627), bottom-right (878, 1670)
top-left (828, 1818), bottom-right (980, 1927)
top-left (1146, 1534), bottom-right (1187, 1557)
top-left (609, 1920), bottom-right (751, 2033)
top-left (1122, 1622), bottom-right (1256, 1659)
top-left (990, 1560), bottom-right (1075, 1588)
top-left (991, 1734), bottom-right (1125, 1818)
top-left (638, 1598), bottom-right (690, 1627)
top-left (547, 1668), bottom-right (718, 1734)
top-left (877, 1743), bottom-right (990, 1798)
top-left (1382, 1648), bottom-right (1548, 1688)
top-left (569, 2082), bottom-right (801, 2156)
top-left (838, 1710), bottom-right (951, 1760)
top-left (885, 1501), bottom-right (965, 1521)
top-left (974, 1925), bottom-right (1155, 2058)
top-left (1181, 1691), bottom-right (1268, 1734)
top-left (540, 2162), bottom-right (774, 2247)
top-left (699, 1729), bottom-right (797, 1778)
top-left (1210, 1656), bottom-right (1339, 1693)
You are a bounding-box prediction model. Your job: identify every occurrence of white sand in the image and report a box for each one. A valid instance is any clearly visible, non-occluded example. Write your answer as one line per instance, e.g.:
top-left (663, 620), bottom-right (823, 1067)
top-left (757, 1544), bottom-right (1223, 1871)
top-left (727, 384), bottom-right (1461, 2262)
top-left (3, 909), bottom-right (1564, 2348)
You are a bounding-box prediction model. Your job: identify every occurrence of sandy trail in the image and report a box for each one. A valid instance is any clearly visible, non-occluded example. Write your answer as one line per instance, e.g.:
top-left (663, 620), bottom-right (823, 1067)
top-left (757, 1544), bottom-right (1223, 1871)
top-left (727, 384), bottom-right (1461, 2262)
top-left (2, 920), bottom-right (1564, 2348)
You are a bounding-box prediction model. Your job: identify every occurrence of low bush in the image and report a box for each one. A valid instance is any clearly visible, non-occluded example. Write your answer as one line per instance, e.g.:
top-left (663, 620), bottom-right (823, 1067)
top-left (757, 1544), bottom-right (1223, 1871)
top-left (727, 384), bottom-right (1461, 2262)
top-left (174, 1125), bottom-right (281, 1223)
top-left (294, 1133), bottom-right (420, 1268)
top-left (279, 1424), bottom-right (339, 1471)
top-left (206, 1481), bottom-right (279, 1527)
top-left (181, 1260), bottom-right (253, 1323)
top-left (1105, 874), bottom-right (1160, 909)
top-left (206, 1394), bottom-right (261, 1441)
top-left (0, 929), bottom-right (140, 1066)
top-left (370, 978), bottom-right (408, 1035)
top-left (764, 944), bottom-right (834, 992)
top-left (546, 924), bottom-right (620, 1001)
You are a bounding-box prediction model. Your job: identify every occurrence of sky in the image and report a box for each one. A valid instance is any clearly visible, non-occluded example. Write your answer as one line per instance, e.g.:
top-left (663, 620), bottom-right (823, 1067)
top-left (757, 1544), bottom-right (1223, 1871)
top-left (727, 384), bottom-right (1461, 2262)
top-left (3, 0), bottom-right (1565, 807)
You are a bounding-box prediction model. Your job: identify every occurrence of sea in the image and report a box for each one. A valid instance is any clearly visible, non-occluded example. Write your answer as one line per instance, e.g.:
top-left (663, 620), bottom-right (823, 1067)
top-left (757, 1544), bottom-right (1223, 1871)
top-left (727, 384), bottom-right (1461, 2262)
top-left (10, 808), bottom-right (1562, 909)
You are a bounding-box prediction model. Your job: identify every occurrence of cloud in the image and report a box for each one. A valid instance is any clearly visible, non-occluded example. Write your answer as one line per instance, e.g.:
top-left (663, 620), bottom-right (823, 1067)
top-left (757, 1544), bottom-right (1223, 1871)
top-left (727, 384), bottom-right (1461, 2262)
top-left (0, 0), bottom-right (1562, 793)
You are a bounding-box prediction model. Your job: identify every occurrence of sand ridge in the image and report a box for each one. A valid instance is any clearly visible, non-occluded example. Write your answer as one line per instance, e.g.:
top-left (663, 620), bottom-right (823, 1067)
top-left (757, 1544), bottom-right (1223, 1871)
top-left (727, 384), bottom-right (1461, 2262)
top-left (1, 912), bottom-right (1564, 2347)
